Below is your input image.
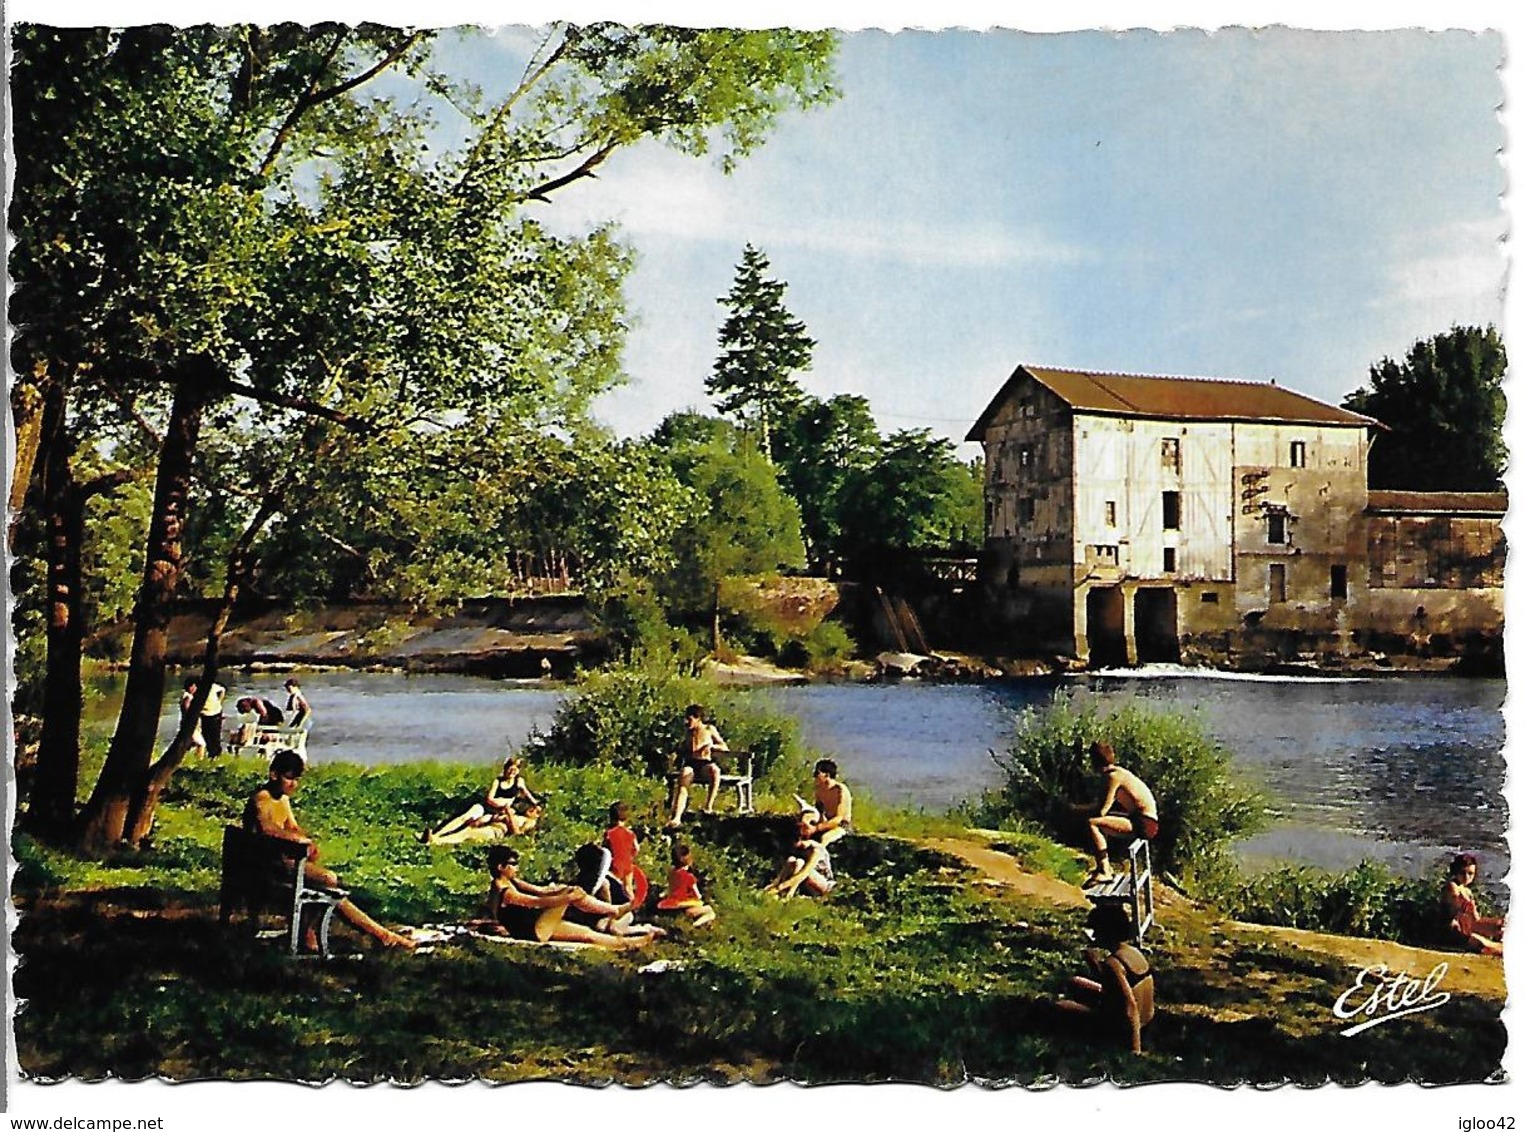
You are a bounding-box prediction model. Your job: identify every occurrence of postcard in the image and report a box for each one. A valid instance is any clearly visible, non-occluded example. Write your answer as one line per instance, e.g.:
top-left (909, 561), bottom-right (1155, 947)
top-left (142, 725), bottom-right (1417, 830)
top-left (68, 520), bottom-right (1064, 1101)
top-left (4, 3), bottom-right (1519, 1129)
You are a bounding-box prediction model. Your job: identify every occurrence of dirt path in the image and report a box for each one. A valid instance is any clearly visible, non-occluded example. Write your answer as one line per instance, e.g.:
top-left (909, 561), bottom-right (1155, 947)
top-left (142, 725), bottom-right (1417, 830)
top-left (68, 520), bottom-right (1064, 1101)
top-left (923, 835), bottom-right (1506, 1001)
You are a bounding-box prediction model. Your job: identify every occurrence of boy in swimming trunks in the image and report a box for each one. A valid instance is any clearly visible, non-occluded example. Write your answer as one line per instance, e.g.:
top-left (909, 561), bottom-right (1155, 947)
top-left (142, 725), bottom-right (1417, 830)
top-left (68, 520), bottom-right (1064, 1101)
top-left (806, 759), bottom-right (853, 848)
top-left (1081, 742), bottom-right (1159, 885)
top-left (668, 705), bottom-right (727, 827)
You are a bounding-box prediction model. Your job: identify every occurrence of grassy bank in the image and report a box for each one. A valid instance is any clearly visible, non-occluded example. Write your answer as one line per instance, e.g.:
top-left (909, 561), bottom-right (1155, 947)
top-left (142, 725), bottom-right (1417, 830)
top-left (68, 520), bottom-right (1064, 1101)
top-left (10, 749), bottom-right (1506, 1086)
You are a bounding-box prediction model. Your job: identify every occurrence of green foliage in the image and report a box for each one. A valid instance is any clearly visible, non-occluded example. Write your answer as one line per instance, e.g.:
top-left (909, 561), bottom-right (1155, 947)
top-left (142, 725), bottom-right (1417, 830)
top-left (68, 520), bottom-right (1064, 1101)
top-left (707, 244), bottom-right (815, 461)
top-left (9, 741), bottom-right (1507, 1085)
top-left (773, 393), bottom-right (881, 567)
top-left (526, 661), bottom-right (808, 784)
top-left (775, 619), bottom-right (858, 673)
top-left (1343, 325), bottom-right (1507, 491)
top-left (838, 430), bottom-right (984, 559)
top-left (658, 435), bottom-right (806, 629)
top-left (1205, 859), bottom-right (1471, 948)
top-left (971, 698), bottom-right (1268, 878)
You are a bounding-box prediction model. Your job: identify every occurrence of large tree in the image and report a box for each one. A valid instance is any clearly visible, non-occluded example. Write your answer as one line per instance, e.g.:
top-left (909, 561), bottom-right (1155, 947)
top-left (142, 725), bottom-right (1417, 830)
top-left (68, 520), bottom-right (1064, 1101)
top-left (706, 244), bottom-right (815, 462)
top-left (772, 393), bottom-right (881, 569)
top-left (8, 23), bottom-right (837, 851)
top-left (837, 429), bottom-right (984, 563)
top-left (1343, 325), bottom-right (1507, 492)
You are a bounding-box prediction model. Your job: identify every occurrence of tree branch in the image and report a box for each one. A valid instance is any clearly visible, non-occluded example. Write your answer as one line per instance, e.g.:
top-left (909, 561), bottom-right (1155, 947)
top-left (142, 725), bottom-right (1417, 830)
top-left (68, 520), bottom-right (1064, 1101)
top-left (221, 379), bottom-right (370, 431)
top-left (523, 141), bottom-right (620, 203)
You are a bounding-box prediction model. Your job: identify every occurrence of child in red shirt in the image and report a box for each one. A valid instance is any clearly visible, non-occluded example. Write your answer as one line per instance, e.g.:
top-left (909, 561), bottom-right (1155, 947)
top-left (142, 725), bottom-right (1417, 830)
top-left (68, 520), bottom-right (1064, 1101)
top-left (602, 800), bottom-right (650, 908)
top-left (656, 843), bottom-right (715, 927)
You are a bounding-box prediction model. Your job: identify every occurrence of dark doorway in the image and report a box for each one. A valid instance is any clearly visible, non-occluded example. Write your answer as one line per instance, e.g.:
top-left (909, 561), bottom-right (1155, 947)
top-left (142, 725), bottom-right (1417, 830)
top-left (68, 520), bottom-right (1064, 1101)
top-left (1086, 586), bottom-right (1127, 667)
top-left (1134, 587), bottom-right (1180, 663)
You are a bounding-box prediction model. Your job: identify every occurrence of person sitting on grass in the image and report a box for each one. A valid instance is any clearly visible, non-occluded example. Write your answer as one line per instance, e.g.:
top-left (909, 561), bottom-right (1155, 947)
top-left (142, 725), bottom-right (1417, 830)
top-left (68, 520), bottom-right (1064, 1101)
top-left (484, 846), bottom-right (656, 950)
top-left (762, 809), bottom-right (837, 900)
top-left (1443, 852), bottom-right (1503, 957)
top-left (423, 756), bottom-right (543, 845)
top-left (1053, 903), bottom-right (1155, 1054)
top-left (603, 801), bottom-right (650, 908)
top-left (1077, 741), bottom-right (1159, 886)
top-left (667, 704), bottom-right (727, 828)
top-left (805, 759), bottom-right (853, 848)
top-left (563, 843), bottom-right (666, 940)
top-left (244, 748), bottom-right (415, 950)
top-left (655, 843), bottom-right (716, 928)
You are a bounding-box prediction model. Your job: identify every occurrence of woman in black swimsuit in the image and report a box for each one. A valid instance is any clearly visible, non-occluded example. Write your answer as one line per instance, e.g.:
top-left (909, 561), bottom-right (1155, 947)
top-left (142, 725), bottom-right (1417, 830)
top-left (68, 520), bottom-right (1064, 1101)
top-left (485, 847), bottom-right (655, 950)
top-left (423, 757), bottom-right (543, 844)
top-left (1054, 903), bottom-right (1156, 1053)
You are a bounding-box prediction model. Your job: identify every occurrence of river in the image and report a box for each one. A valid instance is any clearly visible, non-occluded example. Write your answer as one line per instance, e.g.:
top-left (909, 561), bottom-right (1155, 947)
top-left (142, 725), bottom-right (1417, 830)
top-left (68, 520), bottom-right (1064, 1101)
top-left (111, 665), bottom-right (1506, 890)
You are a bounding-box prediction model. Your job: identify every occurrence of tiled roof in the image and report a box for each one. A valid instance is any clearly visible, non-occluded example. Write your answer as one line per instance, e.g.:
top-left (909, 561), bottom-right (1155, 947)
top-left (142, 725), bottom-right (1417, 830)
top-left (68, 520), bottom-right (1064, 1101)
top-left (966, 364), bottom-right (1381, 440)
top-left (1366, 490), bottom-right (1507, 515)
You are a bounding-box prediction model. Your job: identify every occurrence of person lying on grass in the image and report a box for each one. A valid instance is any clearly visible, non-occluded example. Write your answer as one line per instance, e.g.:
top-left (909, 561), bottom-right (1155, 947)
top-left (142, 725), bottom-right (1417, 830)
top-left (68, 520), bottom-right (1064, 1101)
top-left (1053, 903), bottom-right (1154, 1054)
top-left (423, 756), bottom-right (543, 844)
top-left (1443, 852), bottom-right (1503, 957)
top-left (244, 747), bottom-right (415, 950)
top-left (484, 845), bottom-right (656, 950)
top-left (655, 843), bottom-right (716, 928)
top-left (1075, 741), bottom-right (1159, 886)
top-left (762, 809), bottom-right (837, 900)
top-left (564, 843), bottom-right (666, 940)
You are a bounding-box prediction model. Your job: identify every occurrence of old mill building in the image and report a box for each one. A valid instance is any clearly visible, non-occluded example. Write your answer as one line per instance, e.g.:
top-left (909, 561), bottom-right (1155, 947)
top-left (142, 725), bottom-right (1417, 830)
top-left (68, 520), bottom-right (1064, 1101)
top-left (966, 364), bottom-right (1505, 669)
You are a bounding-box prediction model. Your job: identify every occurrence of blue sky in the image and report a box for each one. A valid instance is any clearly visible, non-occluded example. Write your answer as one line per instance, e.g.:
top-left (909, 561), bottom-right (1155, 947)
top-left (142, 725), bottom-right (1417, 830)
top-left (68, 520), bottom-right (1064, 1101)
top-left (451, 24), bottom-right (1511, 450)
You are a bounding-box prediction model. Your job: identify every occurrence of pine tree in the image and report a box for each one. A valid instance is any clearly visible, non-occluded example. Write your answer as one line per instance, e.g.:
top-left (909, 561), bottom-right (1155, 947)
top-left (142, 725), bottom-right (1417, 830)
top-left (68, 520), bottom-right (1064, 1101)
top-left (707, 245), bottom-right (815, 462)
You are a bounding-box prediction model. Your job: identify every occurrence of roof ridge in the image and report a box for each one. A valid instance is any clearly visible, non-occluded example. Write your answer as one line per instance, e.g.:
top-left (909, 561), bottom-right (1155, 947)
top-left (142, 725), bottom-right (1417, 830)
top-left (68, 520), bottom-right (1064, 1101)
top-left (1028, 363), bottom-right (1282, 387)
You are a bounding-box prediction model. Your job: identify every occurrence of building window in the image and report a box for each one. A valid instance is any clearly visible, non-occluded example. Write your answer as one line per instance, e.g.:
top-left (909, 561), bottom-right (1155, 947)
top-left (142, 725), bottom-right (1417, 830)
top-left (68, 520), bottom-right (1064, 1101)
top-left (1018, 444), bottom-right (1033, 468)
top-left (1161, 437), bottom-right (1180, 472)
top-left (1162, 491), bottom-right (1180, 530)
top-left (1018, 396), bottom-right (1035, 418)
top-left (1331, 564), bottom-right (1348, 601)
top-left (1267, 511), bottom-right (1287, 544)
top-left (1163, 548), bottom-right (1176, 573)
top-left (1019, 498), bottom-right (1036, 524)
top-left (1105, 500), bottom-right (1117, 526)
top-left (1290, 440), bottom-right (1307, 468)
top-left (1269, 563), bottom-right (1287, 603)
top-left (1201, 591), bottom-right (1219, 604)
top-left (1090, 544), bottom-right (1119, 563)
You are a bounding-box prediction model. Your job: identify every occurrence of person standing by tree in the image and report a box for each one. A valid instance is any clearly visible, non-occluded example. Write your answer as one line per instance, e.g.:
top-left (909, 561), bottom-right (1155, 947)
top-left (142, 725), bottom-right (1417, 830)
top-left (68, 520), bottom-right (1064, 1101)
top-left (200, 677), bottom-right (227, 758)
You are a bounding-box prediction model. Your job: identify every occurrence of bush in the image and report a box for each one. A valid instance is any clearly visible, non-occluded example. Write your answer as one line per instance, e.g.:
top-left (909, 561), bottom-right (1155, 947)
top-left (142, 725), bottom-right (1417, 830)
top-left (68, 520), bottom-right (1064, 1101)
top-left (776, 619), bottom-right (857, 673)
top-left (1209, 859), bottom-right (1468, 947)
top-left (525, 659), bottom-right (808, 783)
top-left (971, 697), bottom-right (1267, 878)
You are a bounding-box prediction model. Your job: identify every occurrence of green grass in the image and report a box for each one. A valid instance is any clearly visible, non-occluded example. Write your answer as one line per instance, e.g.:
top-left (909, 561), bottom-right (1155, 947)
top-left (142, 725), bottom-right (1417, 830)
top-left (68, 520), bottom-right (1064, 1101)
top-left (10, 751), bottom-right (1506, 1086)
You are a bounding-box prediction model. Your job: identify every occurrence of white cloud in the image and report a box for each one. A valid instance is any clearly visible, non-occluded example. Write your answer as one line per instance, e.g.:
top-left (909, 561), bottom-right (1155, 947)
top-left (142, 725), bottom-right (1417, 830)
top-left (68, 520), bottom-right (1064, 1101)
top-left (538, 143), bottom-right (1088, 270)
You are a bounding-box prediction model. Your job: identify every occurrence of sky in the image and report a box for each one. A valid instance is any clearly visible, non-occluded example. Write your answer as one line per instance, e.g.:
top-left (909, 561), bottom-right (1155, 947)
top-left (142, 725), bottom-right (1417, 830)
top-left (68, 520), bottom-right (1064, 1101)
top-left (435, 24), bottom-right (1510, 452)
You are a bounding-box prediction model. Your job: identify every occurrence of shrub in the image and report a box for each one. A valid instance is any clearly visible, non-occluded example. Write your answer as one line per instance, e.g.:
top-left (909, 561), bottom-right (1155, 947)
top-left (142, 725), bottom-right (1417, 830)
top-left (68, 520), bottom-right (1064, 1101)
top-left (972, 697), bottom-right (1267, 878)
top-left (1209, 859), bottom-right (1467, 947)
top-left (777, 619), bottom-right (857, 673)
top-left (525, 659), bottom-right (808, 783)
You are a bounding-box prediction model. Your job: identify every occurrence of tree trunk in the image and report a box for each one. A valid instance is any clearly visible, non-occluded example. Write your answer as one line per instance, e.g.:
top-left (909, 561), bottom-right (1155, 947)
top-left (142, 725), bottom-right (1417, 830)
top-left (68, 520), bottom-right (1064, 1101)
top-left (27, 381), bottom-right (86, 838)
top-left (77, 370), bottom-right (210, 853)
top-left (711, 582), bottom-right (722, 654)
top-left (8, 379), bottom-right (46, 549)
top-left (121, 497), bottom-right (276, 847)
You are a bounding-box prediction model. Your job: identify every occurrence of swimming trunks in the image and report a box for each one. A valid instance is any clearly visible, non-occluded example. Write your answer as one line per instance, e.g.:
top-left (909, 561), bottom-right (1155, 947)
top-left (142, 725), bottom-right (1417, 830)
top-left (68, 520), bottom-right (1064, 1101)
top-left (1131, 813), bottom-right (1160, 840)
